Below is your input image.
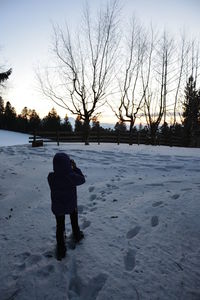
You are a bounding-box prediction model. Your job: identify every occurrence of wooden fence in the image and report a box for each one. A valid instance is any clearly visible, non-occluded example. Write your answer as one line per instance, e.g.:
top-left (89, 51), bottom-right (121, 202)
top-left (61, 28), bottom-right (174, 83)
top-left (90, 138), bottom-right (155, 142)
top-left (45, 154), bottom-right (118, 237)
top-left (29, 131), bottom-right (185, 147)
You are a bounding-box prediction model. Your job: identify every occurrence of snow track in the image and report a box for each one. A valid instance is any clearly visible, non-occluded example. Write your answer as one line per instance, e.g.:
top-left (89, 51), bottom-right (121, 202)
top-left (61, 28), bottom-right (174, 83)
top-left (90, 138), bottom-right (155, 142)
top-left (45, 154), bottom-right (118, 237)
top-left (0, 142), bottom-right (200, 299)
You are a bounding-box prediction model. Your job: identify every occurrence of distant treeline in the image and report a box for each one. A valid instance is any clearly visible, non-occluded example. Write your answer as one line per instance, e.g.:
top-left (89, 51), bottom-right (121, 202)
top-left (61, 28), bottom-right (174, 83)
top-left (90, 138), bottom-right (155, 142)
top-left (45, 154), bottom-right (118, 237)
top-left (1, 75), bottom-right (200, 148)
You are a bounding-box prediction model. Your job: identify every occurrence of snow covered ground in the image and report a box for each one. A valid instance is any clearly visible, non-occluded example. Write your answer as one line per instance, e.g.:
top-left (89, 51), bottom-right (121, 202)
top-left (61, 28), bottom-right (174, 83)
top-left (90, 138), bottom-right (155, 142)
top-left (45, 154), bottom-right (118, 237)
top-left (0, 132), bottom-right (200, 299)
top-left (0, 130), bottom-right (29, 146)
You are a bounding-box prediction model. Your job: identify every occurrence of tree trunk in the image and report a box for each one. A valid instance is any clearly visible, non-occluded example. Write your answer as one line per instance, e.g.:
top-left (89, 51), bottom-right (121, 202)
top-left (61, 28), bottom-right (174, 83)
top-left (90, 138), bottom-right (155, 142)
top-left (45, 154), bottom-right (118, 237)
top-left (83, 118), bottom-right (90, 145)
top-left (129, 122), bottom-right (134, 145)
top-left (150, 124), bottom-right (158, 145)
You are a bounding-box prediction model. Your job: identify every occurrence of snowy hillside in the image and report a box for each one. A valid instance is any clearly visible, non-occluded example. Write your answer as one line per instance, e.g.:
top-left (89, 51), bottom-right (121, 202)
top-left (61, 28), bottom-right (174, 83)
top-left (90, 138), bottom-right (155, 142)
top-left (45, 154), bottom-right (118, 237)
top-left (0, 130), bottom-right (29, 146)
top-left (0, 141), bottom-right (200, 299)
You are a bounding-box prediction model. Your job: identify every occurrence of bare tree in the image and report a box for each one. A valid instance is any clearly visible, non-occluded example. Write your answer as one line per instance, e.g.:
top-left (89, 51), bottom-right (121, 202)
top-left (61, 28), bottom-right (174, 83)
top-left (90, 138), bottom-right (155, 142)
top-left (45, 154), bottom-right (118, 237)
top-left (174, 38), bottom-right (200, 125)
top-left (38, 1), bottom-right (120, 144)
top-left (170, 33), bottom-right (189, 124)
top-left (109, 18), bottom-right (153, 140)
top-left (143, 30), bottom-right (174, 143)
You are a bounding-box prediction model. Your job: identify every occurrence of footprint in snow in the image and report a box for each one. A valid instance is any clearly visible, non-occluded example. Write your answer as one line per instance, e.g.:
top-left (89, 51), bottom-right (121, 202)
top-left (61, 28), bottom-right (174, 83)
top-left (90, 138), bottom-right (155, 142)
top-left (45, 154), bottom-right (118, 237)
top-left (171, 194), bottom-right (180, 200)
top-left (16, 251), bottom-right (31, 260)
top-left (36, 264), bottom-right (55, 278)
top-left (90, 207), bottom-right (97, 212)
top-left (88, 186), bottom-right (95, 193)
top-left (147, 183), bottom-right (164, 187)
top-left (126, 226), bottom-right (141, 239)
top-left (81, 273), bottom-right (108, 300)
top-left (81, 219), bottom-right (91, 229)
top-left (43, 250), bottom-right (54, 258)
top-left (26, 254), bottom-right (43, 266)
top-left (68, 274), bottom-right (108, 300)
top-left (90, 194), bottom-right (97, 201)
top-left (78, 205), bottom-right (87, 214)
top-left (15, 262), bottom-right (26, 271)
top-left (152, 201), bottom-right (163, 207)
top-left (124, 249), bottom-right (136, 271)
top-left (151, 216), bottom-right (159, 227)
top-left (68, 259), bottom-right (108, 300)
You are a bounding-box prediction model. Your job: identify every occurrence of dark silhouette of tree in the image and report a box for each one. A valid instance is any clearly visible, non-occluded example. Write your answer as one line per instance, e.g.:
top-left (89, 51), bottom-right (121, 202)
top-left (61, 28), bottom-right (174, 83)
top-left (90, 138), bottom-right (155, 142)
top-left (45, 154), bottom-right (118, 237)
top-left (42, 108), bottom-right (61, 131)
top-left (0, 96), bottom-right (4, 113)
top-left (91, 116), bottom-right (100, 132)
top-left (110, 18), bottom-right (153, 138)
top-left (0, 96), bottom-right (4, 128)
top-left (0, 68), bottom-right (12, 87)
top-left (171, 123), bottom-right (183, 137)
top-left (4, 101), bottom-right (17, 130)
top-left (0, 67), bottom-right (12, 128)
top-left (74, 115), bottom-right (84, 133)
top-left (114, 120), bottom-right (127, 132)
top-left (38, 2), bottom-right (120, 144)
top-left (160, 122), bottom-right (171, 145)
top-left (29, 109), bottom-right (41, 131)
top-left (182, 76), bottom-right (200, 146)
top-left (61, 114), bottom-right (72, 132)
top-left (17, 107), bottom-right (29, 132)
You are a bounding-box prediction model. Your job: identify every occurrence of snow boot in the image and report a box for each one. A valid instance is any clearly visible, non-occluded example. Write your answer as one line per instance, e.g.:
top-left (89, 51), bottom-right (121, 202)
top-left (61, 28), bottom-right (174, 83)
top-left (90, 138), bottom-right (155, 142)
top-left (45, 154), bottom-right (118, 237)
top-left (56, 245), bottom-right (66, 261)
top-left (73, 230), bottom-right (84, 243)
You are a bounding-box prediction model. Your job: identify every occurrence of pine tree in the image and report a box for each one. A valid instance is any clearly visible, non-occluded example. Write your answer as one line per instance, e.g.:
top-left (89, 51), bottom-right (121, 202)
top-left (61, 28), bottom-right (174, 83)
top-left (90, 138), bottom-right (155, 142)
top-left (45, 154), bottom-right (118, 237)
top-left (0, 68), bottom-right (12, 87)
top-left (62, 114), bottom-right (72, 132)
top-left (183, 76), bottom-right (200, 146)
top-left (160, 122), bottom-right (170, 145)
top-left (74, 115), bottom-right (84, 132)
top-left (4, 101), bottom-right (17, 130)
top-left (42, 108), bottom-right (60, 131)
top-left (29, 109), bottom-right (41, 131)
top-left (114, 120), bottom-right (127, 133)
top-left (0, 96), bottom-right (4, 128)
top-left (17, 107), bottom-right (29, 132)
top-left (91, 116), bottom-right (100, 132)
top-left (0, 96), bottom-right (4, 113)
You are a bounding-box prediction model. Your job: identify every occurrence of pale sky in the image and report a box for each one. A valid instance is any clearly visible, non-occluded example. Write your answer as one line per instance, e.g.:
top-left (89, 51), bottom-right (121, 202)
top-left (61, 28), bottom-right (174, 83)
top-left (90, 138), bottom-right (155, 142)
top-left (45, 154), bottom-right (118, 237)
top-left (0, 0), bottom-right (200, 123)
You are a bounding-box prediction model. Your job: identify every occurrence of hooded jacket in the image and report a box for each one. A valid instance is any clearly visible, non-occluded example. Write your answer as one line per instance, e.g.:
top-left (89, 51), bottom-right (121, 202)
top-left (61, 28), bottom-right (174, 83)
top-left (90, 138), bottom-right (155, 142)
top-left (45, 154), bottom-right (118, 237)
top-left (47, 153), bottom-right (85, 215)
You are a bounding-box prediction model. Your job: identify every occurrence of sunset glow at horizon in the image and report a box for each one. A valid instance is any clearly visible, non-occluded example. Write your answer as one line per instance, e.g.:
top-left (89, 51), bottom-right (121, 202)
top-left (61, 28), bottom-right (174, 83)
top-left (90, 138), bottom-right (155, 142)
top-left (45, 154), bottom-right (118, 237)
top-left (1, 0), bottom-right (200, 123)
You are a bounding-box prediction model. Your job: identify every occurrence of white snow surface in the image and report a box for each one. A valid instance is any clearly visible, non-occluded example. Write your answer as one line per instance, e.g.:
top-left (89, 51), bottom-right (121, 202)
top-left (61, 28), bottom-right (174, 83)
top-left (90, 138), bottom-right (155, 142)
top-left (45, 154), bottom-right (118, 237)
top-left (0, 130), bottom-right (29, 146)
top-left (0, 138), bottom-right (200, 299)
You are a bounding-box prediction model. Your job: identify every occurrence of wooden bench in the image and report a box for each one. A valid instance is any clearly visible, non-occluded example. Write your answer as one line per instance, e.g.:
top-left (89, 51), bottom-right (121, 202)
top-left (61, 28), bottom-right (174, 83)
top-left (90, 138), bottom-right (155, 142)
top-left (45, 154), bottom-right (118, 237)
top-left (32, 139), bottom-right (43, 147)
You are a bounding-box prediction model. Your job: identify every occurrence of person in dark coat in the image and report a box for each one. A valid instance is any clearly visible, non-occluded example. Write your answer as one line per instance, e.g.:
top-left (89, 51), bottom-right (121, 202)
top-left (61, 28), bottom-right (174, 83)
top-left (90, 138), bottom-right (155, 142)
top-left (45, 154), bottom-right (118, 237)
top-left (47, 152), bottom-right (85, 260)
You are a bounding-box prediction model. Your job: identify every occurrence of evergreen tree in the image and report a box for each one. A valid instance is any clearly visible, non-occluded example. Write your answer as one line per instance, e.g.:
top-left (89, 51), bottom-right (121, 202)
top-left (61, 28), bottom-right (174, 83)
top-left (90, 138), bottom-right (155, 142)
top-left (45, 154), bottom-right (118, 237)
top-left (0, 96), bottom-right (4, 113)
top-left (91, 116), bottom-right (100, 132)
top-left (4, 101), bottom-right (17, 130)
top-left (171, 123), bottom-right (183, 137)
top-left (160, 122), bottom-right (170, 144)
top-left (0, 68), bottom-right (12, 87)
top-left (21, 107), bottom-right (29, 119)
top-left (74, 115), bottom-right (84, 133)
top-left (182, 76), bottom-right (200, 146)
top-left (0, 96), bottom-right (4, 128)
top-left (17, 107), bottom-right (29, 132)
top-left (114, 120), bottom-right (127, 133)
top-left (61, 114), bottom-right (72, 132)
top-left (29, 109), bottom-right (41, 131)
top-left (42, 108), bottom-right (60, 131)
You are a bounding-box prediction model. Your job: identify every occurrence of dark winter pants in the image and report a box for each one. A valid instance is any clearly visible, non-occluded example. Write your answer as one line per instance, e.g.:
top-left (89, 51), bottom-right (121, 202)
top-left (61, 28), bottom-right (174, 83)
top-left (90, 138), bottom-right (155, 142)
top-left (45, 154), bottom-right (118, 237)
top-left (55, 209), bottom-right (80, 250)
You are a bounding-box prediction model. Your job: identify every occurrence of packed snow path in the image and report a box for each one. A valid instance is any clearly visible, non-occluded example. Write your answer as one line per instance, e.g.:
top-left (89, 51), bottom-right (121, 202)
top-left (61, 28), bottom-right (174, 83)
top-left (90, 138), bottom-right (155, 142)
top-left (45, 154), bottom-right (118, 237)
top-left (0, 143), bottom-right (200, 300)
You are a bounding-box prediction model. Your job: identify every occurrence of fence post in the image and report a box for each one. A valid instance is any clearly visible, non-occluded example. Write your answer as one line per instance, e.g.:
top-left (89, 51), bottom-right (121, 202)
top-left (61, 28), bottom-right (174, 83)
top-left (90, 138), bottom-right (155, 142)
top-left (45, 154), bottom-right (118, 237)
top-left (170, 134), bottom-right (173, 147)
top-left (97, 129), bottom-right (100, 145)
top-left (117, 131), bottom-right (120, 145)
top-left (56, 131), bottom-right (60, 146)
top-left (137, 132), bottom-right (140, 145)
top-left (129, 132), bottom-right (133, 145)
top-left (33, 130), bottom-right (36, 143)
